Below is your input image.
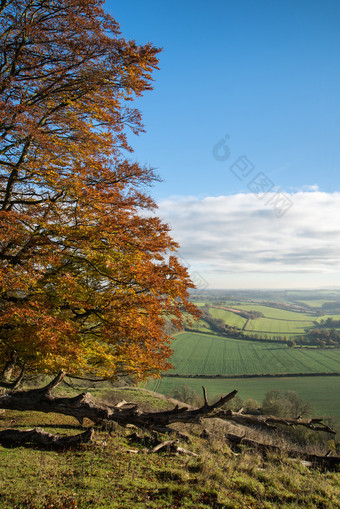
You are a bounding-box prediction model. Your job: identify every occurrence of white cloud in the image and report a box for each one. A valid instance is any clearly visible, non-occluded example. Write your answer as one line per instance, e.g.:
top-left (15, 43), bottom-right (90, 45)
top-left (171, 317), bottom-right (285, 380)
top-left (300, 184), bottom-right (320, 192)
top-left (156, 191), bottom-right (340, 289)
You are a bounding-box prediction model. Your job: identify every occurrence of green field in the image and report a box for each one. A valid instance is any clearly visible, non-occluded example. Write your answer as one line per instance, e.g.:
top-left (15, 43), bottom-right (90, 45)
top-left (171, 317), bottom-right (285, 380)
top-left (233, 304), bottom-right (317, 321)
top-left (186, 317), bottom-right (214, 332)
top-left (147, 375), bottom-right (340, 422)
top-left (176, 306), bottom-right (319, 338)
top-left (296, 299), bottom-right (333, 308)
top-left (208, 307), bottom-right (247, 328)
top-left (244, 317), bottom-right (314, 334)
top-left (206, 304), bottom-right (318, 336)
top-left (166, 332), bottom-right (340, 376)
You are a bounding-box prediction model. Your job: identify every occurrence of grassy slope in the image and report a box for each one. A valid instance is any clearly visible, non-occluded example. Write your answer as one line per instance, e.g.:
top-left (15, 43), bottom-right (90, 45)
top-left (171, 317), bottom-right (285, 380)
top-left (208, 308), bottom-right (248, 328)
top-left (0, 387), bottom-right (339, 508)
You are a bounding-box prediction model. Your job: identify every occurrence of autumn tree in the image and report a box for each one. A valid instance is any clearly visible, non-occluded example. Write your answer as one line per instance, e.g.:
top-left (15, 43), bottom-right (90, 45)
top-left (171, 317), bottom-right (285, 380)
top-left (0, 0), bottom-right (197, 382)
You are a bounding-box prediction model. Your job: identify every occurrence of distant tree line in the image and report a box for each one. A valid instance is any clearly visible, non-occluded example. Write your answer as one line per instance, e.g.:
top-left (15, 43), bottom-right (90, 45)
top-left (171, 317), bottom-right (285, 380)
top-left (293, 328), bottom-right (340, 347)
top-left (318, 318), bottom-right (340, 328)
top-left (321, 302), bottom-right (340, 310)
top-left (246, 310), bottom-right (265, 319)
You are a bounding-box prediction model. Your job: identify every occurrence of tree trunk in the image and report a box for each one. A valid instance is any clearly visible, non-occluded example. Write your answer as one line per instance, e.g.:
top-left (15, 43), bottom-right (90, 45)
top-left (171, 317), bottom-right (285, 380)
top-left (226, 432), bottom-right (340, 470)
top-left (0, 351), bottom-right (18, 381)
top-left (0, 427), bottom-right (93, 449)
top-left (0, 352), bottom-right (25, 389)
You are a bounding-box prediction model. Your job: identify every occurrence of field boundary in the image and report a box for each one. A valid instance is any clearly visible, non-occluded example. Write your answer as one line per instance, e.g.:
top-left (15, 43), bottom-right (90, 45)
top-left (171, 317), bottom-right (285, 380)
top-left (162, 372), bottom-right (340, 380)
top-left (183, 328), bottom-right (288, 344)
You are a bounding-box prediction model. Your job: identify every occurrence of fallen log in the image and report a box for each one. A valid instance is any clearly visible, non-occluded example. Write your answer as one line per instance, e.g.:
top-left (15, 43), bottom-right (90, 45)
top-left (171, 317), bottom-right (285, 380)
top-left (0, 373), bottom-right (335, 437)
top-left (0, 371), bottom-right (238, 428)
top-left (0, 427), bottom-right (93, 449)
top-left (226, 433), bottom-right (340, 470)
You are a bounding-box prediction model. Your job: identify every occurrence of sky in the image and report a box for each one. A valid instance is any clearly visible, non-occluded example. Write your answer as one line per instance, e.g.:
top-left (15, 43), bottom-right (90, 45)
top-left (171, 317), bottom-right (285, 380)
top-left (105, 0), bottom-right (340, 290)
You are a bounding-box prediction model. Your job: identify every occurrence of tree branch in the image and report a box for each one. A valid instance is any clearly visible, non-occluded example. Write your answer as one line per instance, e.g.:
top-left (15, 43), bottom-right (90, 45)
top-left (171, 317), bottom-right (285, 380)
top-left (214, 409), bottom-right (336, 434)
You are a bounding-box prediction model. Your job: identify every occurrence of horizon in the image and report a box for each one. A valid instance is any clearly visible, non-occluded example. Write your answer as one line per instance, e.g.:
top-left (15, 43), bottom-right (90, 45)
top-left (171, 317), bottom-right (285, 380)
top-left (189, 287), bottom-right (340, 293)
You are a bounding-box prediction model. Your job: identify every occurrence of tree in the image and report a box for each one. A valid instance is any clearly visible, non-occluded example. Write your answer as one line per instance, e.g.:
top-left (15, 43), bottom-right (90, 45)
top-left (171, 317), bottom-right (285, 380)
top-left (0, 0), bottom-right (198, 381)
top-left (261, 390), bottom-right (313, 419)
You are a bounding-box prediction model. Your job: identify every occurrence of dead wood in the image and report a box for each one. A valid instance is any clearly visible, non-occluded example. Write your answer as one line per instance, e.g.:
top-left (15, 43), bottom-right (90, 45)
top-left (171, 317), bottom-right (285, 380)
top-left (226, 433), bottom-right (340, 470)
top-left (0, 373), bottom-right (336, 452)
top-left (126, 434), bottom-right (198, 456)
top-left (0, 427), bottom-right (93, 449)
top-left (149, 440), bottom-right (198, 456)
top-left (215, 410), bottom-right (336, 434)
top-left (0, 371), bottom-right (239, 428)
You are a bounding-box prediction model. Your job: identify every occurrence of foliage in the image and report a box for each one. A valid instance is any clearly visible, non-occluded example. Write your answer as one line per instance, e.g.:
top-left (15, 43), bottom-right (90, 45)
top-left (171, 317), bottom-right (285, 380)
top-left (259, 389), bottom-right (340, 446)
top-left (261, 389), bottom-right (313, 419)
top-left (171, 384), bottom-right (203, 406)
top-left (0, 0), bottom-right (197, 379)
top-left (294, 328), bottom-right (340, 347)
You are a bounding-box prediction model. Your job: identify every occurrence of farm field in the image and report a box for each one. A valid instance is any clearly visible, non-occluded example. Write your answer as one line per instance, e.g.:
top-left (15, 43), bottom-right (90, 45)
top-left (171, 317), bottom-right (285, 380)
top-left (233, 304), bottom-right (317, 321)
top-left (166, 332), bottom-right (340, 376)
top-left (295, 299), bottom-right (333, 308)
top-left (200, 303), bottom-right (318, 337)
top-left (158, 295), bottom-right (340, 427)
top-left (208, 307), bottom-right (248, 328)
top-left (244, 317), bottom-right (314, 334)
top-left (146, 375), bottom-right (340, 423)
top-left (185, 317), bottom-right (214, 332)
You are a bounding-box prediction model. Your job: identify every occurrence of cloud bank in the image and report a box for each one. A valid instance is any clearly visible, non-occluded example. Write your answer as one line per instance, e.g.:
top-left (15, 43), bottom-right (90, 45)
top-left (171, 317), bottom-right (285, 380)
top-left (157, 191), bottom-right (340, 289)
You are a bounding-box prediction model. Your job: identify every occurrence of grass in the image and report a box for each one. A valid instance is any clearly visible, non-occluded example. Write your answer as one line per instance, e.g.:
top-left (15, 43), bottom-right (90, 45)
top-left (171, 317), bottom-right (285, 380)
top-left (244, 317), bottom-right (314, 334)
top-left (296, 300), bottom-right (334, 308)
top-left (165, 332), bottom-right (340, 377)
top-left (204, 304), bottom-right (317, 336)
top-left (185, 317), bottom-right (215, 333)
top-left (231, 304), bottom-right (317, 321)
top-left (0, 387), bottom-right (339, 508)
top-left (208, 307), bottom-right (248, 328)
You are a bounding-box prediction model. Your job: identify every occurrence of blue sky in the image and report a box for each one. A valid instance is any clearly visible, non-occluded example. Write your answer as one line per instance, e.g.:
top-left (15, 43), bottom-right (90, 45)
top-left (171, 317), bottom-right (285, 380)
top-left (105, 0), bottom-right (340, 289)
